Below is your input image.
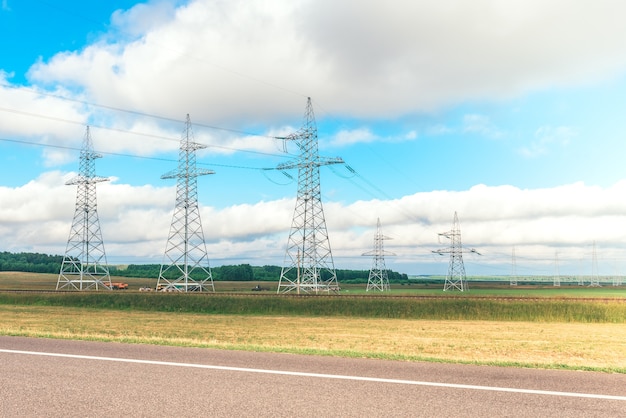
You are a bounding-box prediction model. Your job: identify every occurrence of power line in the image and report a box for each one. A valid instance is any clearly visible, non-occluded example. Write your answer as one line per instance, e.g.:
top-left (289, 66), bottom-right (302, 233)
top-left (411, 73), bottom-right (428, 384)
top-left (2, 68), bottom-right (398, 200)
top-left (310, 97), bottom-right (428, 193)
top-left (2, 89), bottom-right (426, 221)
top-left (307, 96), bottom-right (432, 223)
top-left (0, 82), bottom-right (285, 142)
top-left (0, 136), bottom-right (274, 171)
top-left (0, 104), bottom-right (290, 159)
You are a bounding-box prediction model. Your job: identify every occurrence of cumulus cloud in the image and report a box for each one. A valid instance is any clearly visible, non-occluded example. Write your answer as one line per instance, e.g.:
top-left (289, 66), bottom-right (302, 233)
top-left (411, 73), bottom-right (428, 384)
top-left (23, 0), bottom-right (626, 124)
top-left (3, 0), bottom-right (624, 162)
top-left (0, 75), bottom-right (284, 167)
top-left (2, 172), bottom-right (626, 275)
top-left (0, 77), bottom-right (90, 163)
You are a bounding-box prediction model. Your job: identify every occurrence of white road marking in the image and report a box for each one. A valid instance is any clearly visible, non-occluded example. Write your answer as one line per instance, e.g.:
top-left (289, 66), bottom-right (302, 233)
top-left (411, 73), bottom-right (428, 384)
top-left (2, 348), bottom-right (625, 401)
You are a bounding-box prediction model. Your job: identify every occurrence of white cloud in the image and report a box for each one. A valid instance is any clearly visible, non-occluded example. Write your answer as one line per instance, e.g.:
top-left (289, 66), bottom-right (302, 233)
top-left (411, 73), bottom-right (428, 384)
top-left (427, 124), bottom-right (454, 136)
top-left (0, 73), bottom-right (286, 166)
top-left (23, 0), bottom-right (626, 124)
top-left (109, 1), bottom-right (178, 39)
top-left (463, 114), bottom-right (503, 139)
top-left (3, 173), bottom-right (626, 275)
top-left (327, 127), bottom-right (420, 147)
top-left (329, 128), bottom-right (378, 147)
top-left (323, 181), bottom-right (626, 274)
top-left (1, 0), bottom-right (621, 169)
top-left (519, 125), bottom-right (576, 157)
top-left (0, 76), bottom-right (90, 164)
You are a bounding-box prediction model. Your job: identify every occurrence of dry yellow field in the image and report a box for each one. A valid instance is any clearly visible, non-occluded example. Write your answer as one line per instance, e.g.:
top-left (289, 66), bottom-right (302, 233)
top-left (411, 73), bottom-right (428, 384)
top-left (2, 305), bottom-right (625, 372)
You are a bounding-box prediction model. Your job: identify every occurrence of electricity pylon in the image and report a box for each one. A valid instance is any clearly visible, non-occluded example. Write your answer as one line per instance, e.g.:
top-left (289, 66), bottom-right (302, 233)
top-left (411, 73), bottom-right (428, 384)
top-left (589, 241), bottom-right (601, 287)
top-left (57, 127), bottom-right (111, 291)
top-left (277, 97), bottom-right (343, 294)
top-left (363, 218), bottom-right (395, 291)
top-left (432, 212), bottom-right (480, 291)
top-left (577, 259), bottom-right (585, 286)
top-left (157, 115), bottom-right (215, 292)
top-left (553, 251), bottom-right (561, 287)
top-left (510, 246), bottom-right (518, 286)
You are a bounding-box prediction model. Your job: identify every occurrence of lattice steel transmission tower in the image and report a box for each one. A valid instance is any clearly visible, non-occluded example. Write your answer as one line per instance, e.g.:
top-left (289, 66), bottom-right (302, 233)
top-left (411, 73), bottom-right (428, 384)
top-left (363, 218), bottom-right (395, 291)
top-left (432, 212), bottom-right (480, 291)
top-left (57, 127), bottom-right (111, 291)
top-left (277, 97), bottom-right (343, 294)
top-left (157, 115), bottom-right (215, 292)
top-left (589, 241), bottom-right (601, 287)
top-left (553, 251), bottom-right (561, 287)
top-left (577, 259), bottom-right (585, 286)
top-left (510, 246), bottom-right (518, 286)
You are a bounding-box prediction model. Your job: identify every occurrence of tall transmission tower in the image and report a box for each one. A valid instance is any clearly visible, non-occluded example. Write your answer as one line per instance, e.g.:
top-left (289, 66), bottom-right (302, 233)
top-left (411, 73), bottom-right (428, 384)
top-left (589, 241), bottom-right (601, 287)
top-left (510, 246), bottom-right (518, 286)
top-left (553, 251), bottom-right (561, 287)
top-left (611, 264), bottom-right (621, 286)
top-left (432, 212), bottom-right (480, 291)
top-left (577, 259), bottom-right (585, 286)
top-left (57, 127), bottom-right (111, 291)
top-left (612, 264), bottom-right (622, 286)
top-left (157, 115), bottom-right (215, 292)
top-left (277, 97), bottom-right (344, 294)
top-left (362, 218), bottom-right (395, 291)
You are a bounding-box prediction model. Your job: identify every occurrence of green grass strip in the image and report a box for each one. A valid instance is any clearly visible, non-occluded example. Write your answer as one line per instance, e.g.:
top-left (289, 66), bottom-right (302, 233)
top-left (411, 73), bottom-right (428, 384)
top-left (1, 292), bottom-right (624, 323)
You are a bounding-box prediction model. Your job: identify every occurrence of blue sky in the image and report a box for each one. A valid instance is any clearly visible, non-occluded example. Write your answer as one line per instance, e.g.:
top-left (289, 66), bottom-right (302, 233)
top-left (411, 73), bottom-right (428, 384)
top-left (2, 0), bottom-right (626, 279)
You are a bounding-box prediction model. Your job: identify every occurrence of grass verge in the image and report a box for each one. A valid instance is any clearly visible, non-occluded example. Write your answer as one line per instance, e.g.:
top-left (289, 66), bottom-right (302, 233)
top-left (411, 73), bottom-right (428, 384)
top-left (1, 304), bottom-right (625, 373)
top-left (1, 292), bottom-right (626, 322)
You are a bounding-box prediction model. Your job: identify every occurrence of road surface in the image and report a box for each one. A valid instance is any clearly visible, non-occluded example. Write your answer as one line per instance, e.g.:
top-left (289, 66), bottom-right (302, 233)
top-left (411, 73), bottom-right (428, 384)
top-left (1, 336), bottom-right (625, 417)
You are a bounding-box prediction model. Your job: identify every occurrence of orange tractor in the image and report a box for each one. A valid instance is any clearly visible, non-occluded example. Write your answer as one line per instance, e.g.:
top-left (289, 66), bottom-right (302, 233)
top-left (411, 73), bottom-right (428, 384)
top-left (106, 282), bottom-right (129, 290)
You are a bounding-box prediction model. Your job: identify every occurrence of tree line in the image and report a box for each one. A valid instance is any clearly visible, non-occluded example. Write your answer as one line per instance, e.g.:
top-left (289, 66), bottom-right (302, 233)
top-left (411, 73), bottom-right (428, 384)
top-left (0, 251), bottom-right (409, 283)
top-left (0, 251), bottom-right (64, 274)
top-left (110, 264), bottom-right (408, 283)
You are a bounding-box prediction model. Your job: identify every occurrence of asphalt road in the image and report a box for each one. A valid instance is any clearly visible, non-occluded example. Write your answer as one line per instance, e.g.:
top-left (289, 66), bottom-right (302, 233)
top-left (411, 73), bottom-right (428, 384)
top-left (1, 336), bottom-right (625, 417)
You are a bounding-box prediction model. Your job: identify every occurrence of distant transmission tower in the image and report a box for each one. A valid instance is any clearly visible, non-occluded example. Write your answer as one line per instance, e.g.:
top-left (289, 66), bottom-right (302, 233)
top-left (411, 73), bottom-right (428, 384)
top-left (157, 115), bottom-right (215, 292)
top-left (57, 127), bottom-right (111, 291)
top-left (611, 260), bottom-right (623, 286)
top-left (577, 259), bottom-right (585, 286)
top-left (363, 218), bottom-right (395, 291)
top-left (432, 212), bottom-right (480, 291)
top-left (612, 268), bottom-right (621, 286)
top-left (553, 251), bottom-right (561, 287)
top-left (277, 97), bottom-right (344, 294)
top-left (589, 241), bottom-right (601, 287)
top-left (510, 246), bottom-right (518, 286)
